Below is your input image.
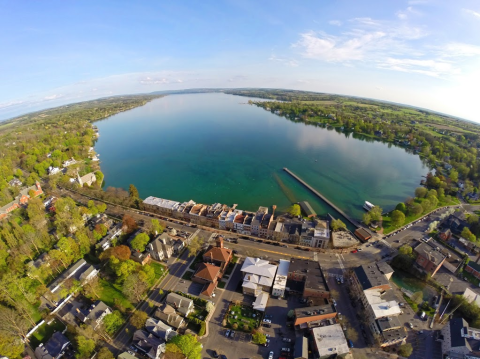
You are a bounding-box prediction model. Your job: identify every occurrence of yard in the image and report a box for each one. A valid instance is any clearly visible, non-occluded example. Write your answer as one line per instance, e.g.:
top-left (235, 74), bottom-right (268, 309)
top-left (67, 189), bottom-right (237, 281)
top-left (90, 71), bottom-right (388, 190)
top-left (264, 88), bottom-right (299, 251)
top-left (150, 262), bottom-right (167, 280)
top-left (98, 278), bottom-right (134, 311)
top-left (226, 304), bottom-right (261, 332)
top-left (217, 281), bottom-right (226, 289)
top-left (29, 318), bottom-right (66, 348)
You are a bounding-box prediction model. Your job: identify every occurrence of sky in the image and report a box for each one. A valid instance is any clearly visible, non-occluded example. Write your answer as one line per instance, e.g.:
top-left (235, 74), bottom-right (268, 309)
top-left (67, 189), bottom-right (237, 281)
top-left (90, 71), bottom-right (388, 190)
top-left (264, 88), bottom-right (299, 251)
top-left (1, 0), bottom-right (480, 121)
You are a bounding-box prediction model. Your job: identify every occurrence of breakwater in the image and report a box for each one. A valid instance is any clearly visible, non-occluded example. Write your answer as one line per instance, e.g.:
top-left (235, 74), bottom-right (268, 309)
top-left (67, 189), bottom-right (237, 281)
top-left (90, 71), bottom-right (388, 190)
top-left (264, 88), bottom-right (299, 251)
top-left (283, 167), bottom-right (360, 229)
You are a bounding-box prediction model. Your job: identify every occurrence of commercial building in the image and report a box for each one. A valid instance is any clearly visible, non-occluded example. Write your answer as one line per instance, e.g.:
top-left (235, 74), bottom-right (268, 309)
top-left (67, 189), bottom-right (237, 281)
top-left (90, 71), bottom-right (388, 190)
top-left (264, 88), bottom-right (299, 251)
top-left (311, 324), bottom-right (350, 359)
top-left (241, 257), bottom-right (278, 297)
top-left (294, 304), bottom-right (336, 328)
top-left (414, 242), bottom-right (446, 277)
top-left (332, 231), bottom-right (359, 248)
top-left (299, 219), bottom-right (330, 249)
top-left (438, 317), bottom-right (480, 359)
top-left (272, 259), bottom-right (290, 297)
top-left (287, 259), bottom-right (330, 299)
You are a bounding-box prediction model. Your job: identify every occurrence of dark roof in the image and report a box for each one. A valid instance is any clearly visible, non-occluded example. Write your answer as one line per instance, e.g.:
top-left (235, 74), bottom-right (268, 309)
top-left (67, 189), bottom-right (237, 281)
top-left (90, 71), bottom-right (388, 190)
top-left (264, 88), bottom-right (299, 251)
top-left (299, 201), bottom-right (316, 217)
top-left (294, 336), bottom-right (308, 359)
top-left (376, 262), bottom-right (394, 275)
top-left (376, 316), bottom-right (402, 332)
top-left (294, 304), bottom-right (335, 319)
top-left (380, 328), bottom-right (407, 343)
top-left (468, 262), bottom-right (480, 273)
top-left (354, 264), bottom-right (390, 290)
top-left (288, 259), bottom-right (329, 293)
top-left (36, 332), bottom-right (70, 359)
top-left (450, 318), bottom-right (470, 349)
top-left (414, 242), bottom-right (446, 265)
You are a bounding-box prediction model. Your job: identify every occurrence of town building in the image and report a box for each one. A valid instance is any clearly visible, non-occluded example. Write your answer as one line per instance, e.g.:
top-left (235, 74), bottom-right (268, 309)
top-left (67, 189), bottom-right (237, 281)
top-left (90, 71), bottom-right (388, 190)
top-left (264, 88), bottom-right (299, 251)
top-left (131, 251), bottom-right (151, 265)
top-left (77, 172), bottom-right (97, 187)
top-left (132, 330), bottom-right (165, 359)
top-left (375, 316), bottom-right (407, 347)
top-left (34, 332), bottom-right (70, 359)
top-left (311, 324), bottom-right (350, 359)
top-left (332, 231), bottom-right (359, 248)
top-left (143, 197), bottom-right (180, 215)
top-left (203, 236), bottom-right (232, 271)
top-left (8, 177), bottom-right (22, 186)
top-left (354, 227), bottom-right (372, 242)
top-left (294, 304), bottom-right (336, 328)
top-left (75, 301), bottom-right (112, 330)
top-left (287, 259), bottom-right (330, 299)
top-left (0, 182), bottom-right (43, 220)
top-left (251, 206), bottom-right (269, 236)
top-left (414, 242), bottom-right (446, 277)
top-left (165, 293), bottom-right (194, 316)
top-left (145, 317), bottom-right (177, 341)
top-left (299, 219), bottom-right (330, 248)
top-left (465, 262), bottom-right (480, 280)
top-left (444, 212), bottom-right (468, 235)
top-left (241, 257), bottom-right (278, 297)
top-left (148, 233), bottom-right (174, 261)
top-left (192, 262), bottom-right (221, 297)
top-left (154, 303), bottom-right (185, 328)
top-left (272, 259), bottom-right (289, 297)
top-left (438, 317), bottom-right (480, 359)
top-left (252, 291), bottom-right (270, 312)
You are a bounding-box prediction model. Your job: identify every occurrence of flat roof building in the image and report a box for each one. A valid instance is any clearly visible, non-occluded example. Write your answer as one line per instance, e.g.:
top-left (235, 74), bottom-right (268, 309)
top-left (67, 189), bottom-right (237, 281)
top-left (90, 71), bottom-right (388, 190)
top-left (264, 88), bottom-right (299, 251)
top-left (272, 259), bottom-right (290, 297)
top-left (311, 324), bottom-right (350, 358)
top-left (299, 201), bottom-right (317, 218)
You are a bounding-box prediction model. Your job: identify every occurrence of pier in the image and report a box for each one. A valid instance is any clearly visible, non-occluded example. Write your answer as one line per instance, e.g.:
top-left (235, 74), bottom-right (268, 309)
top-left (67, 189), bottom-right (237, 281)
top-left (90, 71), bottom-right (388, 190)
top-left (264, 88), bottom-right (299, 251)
top-left (283, 167), bottom-right (360, 229)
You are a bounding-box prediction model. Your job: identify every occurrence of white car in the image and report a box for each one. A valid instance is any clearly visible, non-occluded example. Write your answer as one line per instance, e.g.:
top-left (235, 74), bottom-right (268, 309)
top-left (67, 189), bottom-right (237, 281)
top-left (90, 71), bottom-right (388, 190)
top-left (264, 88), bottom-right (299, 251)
top-left (268, 351), bottom-right (274, 359)
top-left (263, 319), bottom-right (271, 323)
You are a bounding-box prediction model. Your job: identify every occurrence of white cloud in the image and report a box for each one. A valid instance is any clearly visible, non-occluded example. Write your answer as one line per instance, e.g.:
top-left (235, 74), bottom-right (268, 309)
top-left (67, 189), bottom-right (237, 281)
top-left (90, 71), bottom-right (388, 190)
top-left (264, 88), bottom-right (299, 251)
top-left (396, 6), bottom-right (421, 20)
top-left (0, 100), bottom-right (24, 109)
top-left (269, 55), bottom-right (299, 67)
top-left (43, 94), bottom-right (63, 100)
top-left (378, 58), bottom-right (457, 77)
top-left (439, 43), bottom-right (480, 57)
top-left (464, 8), bottom-right (480, 18)
top-left (329, 20), bottom-right (342, 26)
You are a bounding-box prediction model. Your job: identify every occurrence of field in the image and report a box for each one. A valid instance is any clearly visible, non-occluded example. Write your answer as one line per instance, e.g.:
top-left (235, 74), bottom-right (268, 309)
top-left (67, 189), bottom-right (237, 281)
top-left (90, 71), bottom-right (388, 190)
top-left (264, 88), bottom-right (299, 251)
top-left (98, 278), bottom-right (134, 311)
top-left (150, 261), bottom-right (167, 280)
top-left (226, 304), bottom-right (261, 332)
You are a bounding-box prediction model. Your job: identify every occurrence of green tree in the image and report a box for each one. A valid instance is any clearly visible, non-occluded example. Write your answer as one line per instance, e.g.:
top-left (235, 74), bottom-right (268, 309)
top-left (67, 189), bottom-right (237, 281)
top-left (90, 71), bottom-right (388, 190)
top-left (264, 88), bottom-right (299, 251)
top-left (450, 169), bottom-right (459, 182)
top-left (368, 206), bottom-right (383, 222)
top-left (289, 204), bottom-right (301, 217)
top-left (461, 227), bottom-right (476, 242)
top-left (129, 184), bottom-right (139, 199)
top-left (410, 203), bottom-right (423, 216)
top-left (188, 235), bottom-right (205, 257)
top-left (166, 334), bottom-right (202, 359)
top-left (362, 212), bottom-right (371, 225)
top-left (398, 245), bottom-right (413, 256)
top-left (54, 197), bottom-right (84, 235)
top-left (97, 203), bottom-right (107, 213)
top-left (75, 336), bottom-right (96, 359)
top-left (0, 334), bottom-right (24, 358)
top-left (398, 343), bottom-right (413, 357)
top-left (122, 272), bottom-right (149, 302)
top-left (102, 311), bottom-right (124, 335)
top-left (395, 202), bottom-right (406, 214)
top-left (391, 210), bottom-right (406, 228)
top-left (151, 219), bottom-right (163, 235)
top-left (130, 232), bottom-right (150, 252)
top-left (252, 330), bottom-right (267, 345)
top-left (205, 301), bottom-right (214, 313)
top-left (97, 347), bottom-right (114, 359)
top-left (130, 310), bottom-right (148, 329)
top-left (109, 257), bottom-right (138, 283)
top-left (415, 187), bottom-right (428, 198)
top-left (331, 219), bottom-right (347, 231)
top-left (410, 291), bottom-right (423, 305)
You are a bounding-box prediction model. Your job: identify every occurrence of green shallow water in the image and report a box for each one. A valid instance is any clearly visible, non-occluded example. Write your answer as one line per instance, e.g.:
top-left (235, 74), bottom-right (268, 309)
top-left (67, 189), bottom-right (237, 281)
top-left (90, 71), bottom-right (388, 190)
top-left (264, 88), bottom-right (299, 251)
top-left (94, 93), bottom-right (428, 221)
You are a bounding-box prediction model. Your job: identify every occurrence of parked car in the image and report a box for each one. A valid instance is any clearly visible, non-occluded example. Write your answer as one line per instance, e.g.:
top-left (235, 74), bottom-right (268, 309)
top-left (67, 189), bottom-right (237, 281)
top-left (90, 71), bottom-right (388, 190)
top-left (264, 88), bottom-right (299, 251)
top-left (263, 319), bottom-right (271, 323)
top-left (212, 350), bottom-right (219, 358)
top-left (225, 330), bottom-right (231, 338)
top-left (283, 338), bottom-right (292, 343)
top-left (268, 352), bottom-right (274, 359)
top-left (351, 249), bottom-right (358, 253)
top-left (281, 348), bottom-right (290, 352)
top-left (348, 339), bottom-right (354, 348)
top-left (420, 311), bottom-right (426, 320)
top-left (408, 322), bottom-right (414, 329)
top-left (230, 330), bottom-right (235, 338)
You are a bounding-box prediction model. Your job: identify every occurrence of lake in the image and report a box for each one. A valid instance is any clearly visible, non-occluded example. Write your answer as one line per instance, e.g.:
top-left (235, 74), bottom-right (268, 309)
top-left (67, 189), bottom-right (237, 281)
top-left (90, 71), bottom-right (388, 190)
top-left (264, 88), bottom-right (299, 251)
top-left (94, 93), bottom-right (428, 220)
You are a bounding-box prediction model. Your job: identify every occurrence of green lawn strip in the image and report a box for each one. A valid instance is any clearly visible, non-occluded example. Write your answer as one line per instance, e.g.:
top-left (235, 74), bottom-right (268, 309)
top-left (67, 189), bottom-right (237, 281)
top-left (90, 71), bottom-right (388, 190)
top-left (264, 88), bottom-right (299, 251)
top-left (29, 319), bottom-right (66, 348)
top-left (189, 251), bottom-right (205, 271)
top-left (402, 294), bottom-right (418, 312)
top-left (150, 262), bottom-right (167, 280)
top-left (463, 271), bottom-right (480, 286)
top-left (217, 281), bottom-right (226, 289)
top-left (98, 278), bottom-right (134, 310)
top-left (226, 304), bottom-right (260, 332)
top-left (182, 271), bottom-right (193, 280)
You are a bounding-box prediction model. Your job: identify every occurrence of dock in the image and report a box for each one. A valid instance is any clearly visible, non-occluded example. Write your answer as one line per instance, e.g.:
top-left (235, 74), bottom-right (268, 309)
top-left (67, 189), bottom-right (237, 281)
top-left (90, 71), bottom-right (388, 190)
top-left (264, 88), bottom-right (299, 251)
top-left (283, 167), bottom-right (360, 229)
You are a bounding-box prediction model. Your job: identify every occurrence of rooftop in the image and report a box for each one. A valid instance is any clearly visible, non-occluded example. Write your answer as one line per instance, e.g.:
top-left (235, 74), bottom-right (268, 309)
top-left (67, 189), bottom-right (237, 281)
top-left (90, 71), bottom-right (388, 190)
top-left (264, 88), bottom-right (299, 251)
top-left (194, 262), bottom-right (221, 282)
top-left (241, 257), bottom-right (277, 278)
top-left (332, 231), bottom-right (359, 248)
top-left (289, 259), bottom-right (329, 292)
top-left (376, 316), bottom-right (402, 332)
top-left (365, 289), bottom-right (401, 318)
top-left (311, 324), bottom-right (350, 357)
top-left (204, 246), bottom-right (232, 263)
top-left (294, 304), bottom-right (336, 319)
top-left (143, 196), bottom-right (180, 210)
top-left (299, 201), bottom-right (317, 217)
top-left (354, 264), bottom-right (390, 290)
top-left (414, 242), bottom-right (446, 265)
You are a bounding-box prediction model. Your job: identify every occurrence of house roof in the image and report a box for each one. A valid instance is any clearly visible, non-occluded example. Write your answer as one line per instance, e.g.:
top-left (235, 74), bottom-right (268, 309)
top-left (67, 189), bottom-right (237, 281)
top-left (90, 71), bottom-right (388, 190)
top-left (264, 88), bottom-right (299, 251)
top-left (204, 246), bottom-right (232, 263)
top-left (450, 318), bottom-right (470, 349)
top-left (145, 317), bottom-right (176, 341)
top-left (355, 227), bottom-right (372, 240)
top-left (132, 329), bottom-right (164, 356)
top-left (414, 242), bottom-right (446, 265)
top-left (241, 257), bottom-right (277, 278)
top-left (194, 263), bottom-right (221, 282)
top-left (166, 293), bottom-right (193, 310)
top-left (35, 332), bottom-right (70, 359)
top-left (252, 292), bottom-right (269, 312)
top-left (86, 301), bottom-right (111, 322)
top-left (201, 282), bottom-right (217, 297)
top-left (154, 304), bottom-right (184, 329)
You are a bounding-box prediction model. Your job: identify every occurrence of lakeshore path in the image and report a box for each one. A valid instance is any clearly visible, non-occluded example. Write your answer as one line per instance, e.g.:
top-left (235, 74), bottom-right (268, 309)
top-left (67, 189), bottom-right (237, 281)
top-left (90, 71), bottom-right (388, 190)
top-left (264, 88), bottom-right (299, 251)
top-left (283, 167), bottom-right (360, 229)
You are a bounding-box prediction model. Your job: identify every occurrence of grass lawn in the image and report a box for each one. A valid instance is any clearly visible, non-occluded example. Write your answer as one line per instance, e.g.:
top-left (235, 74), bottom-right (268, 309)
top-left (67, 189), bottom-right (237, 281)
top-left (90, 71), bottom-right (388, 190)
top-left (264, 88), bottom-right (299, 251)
top-left (217, 281), bottom-right (226, 289)
top-left (463, 270), bottom-right (480, 286)
top-left (182, 271), bottom-right (193, 280)
top-left (29, 319), bottom-right (66, 348)
top-left (150, 262), bottom-right (167, 280)
top-left (403, 294), bottom-right (418, 312)
top-left (190, 306), bottom-right (209, 321)
top-left (226, 304), bottom-right (261, 332)
top-left (383, 197), bottom-right (460, 234)
top-left (98, 278), bottom-right (134, 311)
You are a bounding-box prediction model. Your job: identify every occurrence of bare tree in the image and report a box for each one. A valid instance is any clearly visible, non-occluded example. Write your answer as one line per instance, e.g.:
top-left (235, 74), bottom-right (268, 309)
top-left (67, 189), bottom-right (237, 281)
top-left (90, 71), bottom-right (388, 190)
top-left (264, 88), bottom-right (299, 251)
top-left (0, 305), bottom-right (30, 341)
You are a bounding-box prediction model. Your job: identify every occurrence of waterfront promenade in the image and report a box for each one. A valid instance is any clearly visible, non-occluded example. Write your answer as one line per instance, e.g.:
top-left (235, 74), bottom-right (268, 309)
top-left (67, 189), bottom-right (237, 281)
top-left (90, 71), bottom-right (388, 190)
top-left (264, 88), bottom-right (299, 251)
top-left (283, 167), bottom-right (360, 229)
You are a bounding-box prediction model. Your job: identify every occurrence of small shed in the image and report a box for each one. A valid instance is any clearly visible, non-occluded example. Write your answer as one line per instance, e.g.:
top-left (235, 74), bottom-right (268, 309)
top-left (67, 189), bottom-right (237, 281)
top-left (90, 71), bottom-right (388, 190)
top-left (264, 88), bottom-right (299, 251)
top-left (299, 201), bottom-right (317, 218)
top-left (354, 227), bottom-right (372, 242)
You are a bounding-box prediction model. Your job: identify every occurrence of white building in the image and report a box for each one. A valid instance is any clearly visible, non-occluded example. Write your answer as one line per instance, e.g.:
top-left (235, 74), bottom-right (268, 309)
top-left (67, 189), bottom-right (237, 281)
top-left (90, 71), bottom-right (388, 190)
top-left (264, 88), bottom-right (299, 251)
top-left (272, 259), bottom-right (290, 297)
top-left (311, 324), bottom-right (350, 358)
top-left (143, 197), bottom-right (180, 215)
top-left (241, 257), bottom-right (277, 297)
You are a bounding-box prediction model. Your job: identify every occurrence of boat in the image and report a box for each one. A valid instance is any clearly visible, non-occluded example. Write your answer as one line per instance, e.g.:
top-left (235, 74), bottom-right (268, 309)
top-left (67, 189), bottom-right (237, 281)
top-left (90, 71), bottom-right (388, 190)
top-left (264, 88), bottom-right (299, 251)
top-left (363, 201), bottom-right (375, 211)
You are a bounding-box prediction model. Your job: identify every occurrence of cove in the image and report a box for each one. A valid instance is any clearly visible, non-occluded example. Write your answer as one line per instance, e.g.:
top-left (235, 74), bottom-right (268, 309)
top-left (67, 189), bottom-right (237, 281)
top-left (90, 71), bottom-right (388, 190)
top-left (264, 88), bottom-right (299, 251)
top-left (94, 93), bottom-right (429, 220)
